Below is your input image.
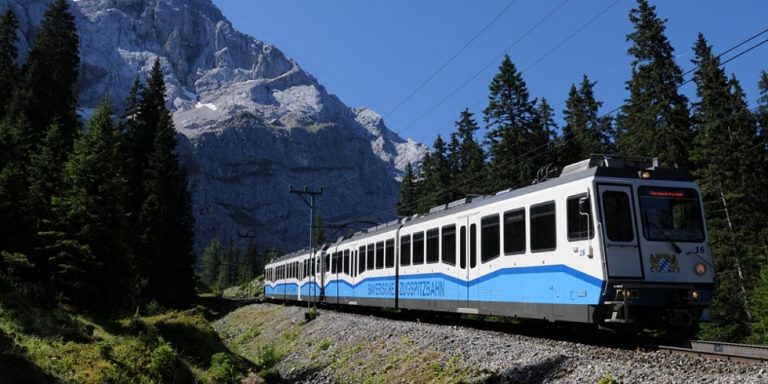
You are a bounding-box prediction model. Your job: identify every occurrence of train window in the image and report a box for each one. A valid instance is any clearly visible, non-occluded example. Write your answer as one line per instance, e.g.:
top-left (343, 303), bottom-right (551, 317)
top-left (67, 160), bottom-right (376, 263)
top-left (531, 201), bottom-right (556, 252)
top-left (460, 226), bottom-right (467, 269)
top-left (359, 246), bottom-right (366, 274)
top-left (442, 225), bottom-right (456, 266)
top-left (325, 253), bottom-right (330, 272)
top-left (638, 187), bottom-right (704, 242)
top-left (602, 191), bottom-right (634, 242)
top-left (470, 224), bottom-right (477, 268)
top-left (367, 244), bottom-right (375, 271)
top-left (503, 209), bottom-right (526, 255)
top-left (413, 232), bottom-right (425, 264)
top-left (385, 239), bottom-right (395, 268)
top-left (426, 228), bottom-right (439, 263)
top-left (376, 241), bottom-right (385, 269)
top-left (567, 194), bottom-right (595, 241)
top-left (481, 215), bottom-right (500, 263)
top-left (344, 250), bottom-right (350, 275)
top-left (400, 235), bottom-right (411, 266)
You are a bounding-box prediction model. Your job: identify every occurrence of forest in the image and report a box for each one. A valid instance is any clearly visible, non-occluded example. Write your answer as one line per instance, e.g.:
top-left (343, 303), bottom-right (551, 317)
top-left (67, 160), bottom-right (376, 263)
top-left (396, 0), bottom-right (768, 344)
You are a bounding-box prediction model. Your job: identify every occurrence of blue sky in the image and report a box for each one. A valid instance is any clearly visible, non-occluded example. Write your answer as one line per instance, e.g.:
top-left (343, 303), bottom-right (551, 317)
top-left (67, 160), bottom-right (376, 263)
top-left (211, 0), bottom-right (767, 146)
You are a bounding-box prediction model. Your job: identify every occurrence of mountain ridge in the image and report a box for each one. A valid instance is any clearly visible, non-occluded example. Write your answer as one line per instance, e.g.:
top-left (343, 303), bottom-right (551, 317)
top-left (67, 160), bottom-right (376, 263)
top-left (4, 0), bottom-right (426, 253)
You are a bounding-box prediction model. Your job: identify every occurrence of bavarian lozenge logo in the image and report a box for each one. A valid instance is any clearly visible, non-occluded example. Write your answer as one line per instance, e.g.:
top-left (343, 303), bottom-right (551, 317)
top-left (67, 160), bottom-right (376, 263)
top-left (651, 253), bottom-right (680, 273)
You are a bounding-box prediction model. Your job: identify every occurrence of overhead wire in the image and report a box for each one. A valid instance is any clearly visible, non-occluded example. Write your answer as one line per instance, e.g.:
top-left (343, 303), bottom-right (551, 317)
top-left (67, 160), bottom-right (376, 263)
top-left (383, 0), bottom-right (519, 120)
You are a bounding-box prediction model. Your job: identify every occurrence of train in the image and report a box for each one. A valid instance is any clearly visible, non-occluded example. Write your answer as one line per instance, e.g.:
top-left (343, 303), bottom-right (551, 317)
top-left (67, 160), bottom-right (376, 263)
top-left (264, 155), bottom-right (714, 332)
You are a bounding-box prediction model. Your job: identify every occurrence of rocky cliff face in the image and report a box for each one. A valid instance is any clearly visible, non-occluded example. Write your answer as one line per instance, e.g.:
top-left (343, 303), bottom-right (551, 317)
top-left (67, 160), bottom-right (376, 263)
top-left (5, 0), bottom-right (426, 253)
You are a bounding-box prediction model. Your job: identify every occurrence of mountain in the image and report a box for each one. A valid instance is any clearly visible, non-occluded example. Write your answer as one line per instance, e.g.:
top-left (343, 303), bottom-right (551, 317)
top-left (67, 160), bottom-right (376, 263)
top-left (4, 0), bottom-right (427, 253)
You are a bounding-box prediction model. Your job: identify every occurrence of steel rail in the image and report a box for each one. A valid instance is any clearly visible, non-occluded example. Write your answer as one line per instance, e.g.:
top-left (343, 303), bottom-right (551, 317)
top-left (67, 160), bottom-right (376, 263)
top-left (657, 340), bottom-right (768, 363)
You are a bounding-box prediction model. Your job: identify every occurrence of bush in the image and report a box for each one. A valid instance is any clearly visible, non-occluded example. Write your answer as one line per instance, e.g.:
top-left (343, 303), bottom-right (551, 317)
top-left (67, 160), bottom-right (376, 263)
top-left (204, 352), bottom-right (239, 384)
top-left (598, 372), bottom-right (619, 384)
top-left (305, 306), bottom-right (319, 322)
top-left (148, 337), bottom-right (177, 381)
top-left (253, 343), bottom-right (278, 369)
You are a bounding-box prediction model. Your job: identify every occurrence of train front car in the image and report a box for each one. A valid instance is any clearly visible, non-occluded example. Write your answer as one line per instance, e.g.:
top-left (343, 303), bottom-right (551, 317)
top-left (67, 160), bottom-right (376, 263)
top-left (583, 157), bottom-right (714, 332)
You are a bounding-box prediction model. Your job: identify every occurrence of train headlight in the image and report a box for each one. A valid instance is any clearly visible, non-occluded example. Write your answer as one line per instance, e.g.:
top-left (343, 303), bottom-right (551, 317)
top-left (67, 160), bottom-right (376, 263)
top-left (694, 263), bottom-right (707, 275)
top-left (691, 290), bottom-right (700, 300)
top-left (639, 170), bottom-right (652, 179)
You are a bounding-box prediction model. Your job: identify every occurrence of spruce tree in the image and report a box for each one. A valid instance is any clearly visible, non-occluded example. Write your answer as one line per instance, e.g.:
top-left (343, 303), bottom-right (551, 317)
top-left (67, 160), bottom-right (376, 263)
top-left (0, 9), bottom-right (19, 118)
top-left (26, 122), bottom-right (70, 279)
top-left (560, 75), bottom-right (613, 166)
top-left (535, 97), bottom-right (559, 172)
top-left (416, 135), bottom-right (450, 213)
top-left (396, 162), bottom-right (419, 217)
top-left (200, 238), bottom-right (222, 291)
top-left (484, 55), bottom-right (541, 190)
top-left (449, 109), bottom-right (486, 196)
top-left (56, 98), bottom-right (135, 311)
top-left (136, 60), bottom-right (196, 308)
top-left (0, 119), bottom-right (32, 260)
top-left (616, 0), bottom-right (691, 169)
top-left (689, 34), bottom-right (765, 342)
top-left (9, 0), bottom-right (79, 148)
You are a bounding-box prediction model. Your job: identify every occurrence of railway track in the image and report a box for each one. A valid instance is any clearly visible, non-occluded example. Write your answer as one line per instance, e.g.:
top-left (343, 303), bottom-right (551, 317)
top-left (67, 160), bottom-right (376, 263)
top-left (657, 340), bottom-right (768, 363)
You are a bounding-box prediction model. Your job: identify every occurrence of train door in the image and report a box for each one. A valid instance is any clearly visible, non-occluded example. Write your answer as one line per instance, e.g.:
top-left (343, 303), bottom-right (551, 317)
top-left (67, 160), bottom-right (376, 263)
top-left (464, 214), bottom-right (480, 311)
top-left (597, 184), bottom-right (643, 279)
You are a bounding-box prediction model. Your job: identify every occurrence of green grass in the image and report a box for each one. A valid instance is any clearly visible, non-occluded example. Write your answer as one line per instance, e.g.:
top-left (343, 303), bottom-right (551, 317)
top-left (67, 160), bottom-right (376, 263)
top-left (0, 278), bottom-right (253, 383)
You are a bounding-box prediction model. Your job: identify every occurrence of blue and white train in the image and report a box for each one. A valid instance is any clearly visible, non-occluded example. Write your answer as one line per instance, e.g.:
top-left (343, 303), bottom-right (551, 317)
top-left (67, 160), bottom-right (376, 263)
top-left (264, 156), bottom-right (714, 330)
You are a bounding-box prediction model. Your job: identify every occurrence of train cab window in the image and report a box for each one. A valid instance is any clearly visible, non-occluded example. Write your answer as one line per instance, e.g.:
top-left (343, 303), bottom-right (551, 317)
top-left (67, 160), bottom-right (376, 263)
top-left (531, 201), bottom-right (556, 252)
top-left (344, 250), bottom-right (350, 275)
top-left (359, 246), bottom-right (366, 274)
top-left (603, 191), bottom-right (634, 242)
top-left (385, 239), bottom-right (395, 268)
top-left (503, 209), bottom-right (526, 255)
top-left (470, 224), bottom-right (477, 268)
top-left (442, 225), bottom-right (456, 266)
top-left (400, 235), bottom-right (411, 266)
top-left (367, 244), bottom-right (375, 271)
top-left (375, 241), bottom-right (385, 269)
top-left (460, 226), bottom-right (467, 269)
top-left (638, 187), bottom-right (704, 242)
top-left (325, 253), bottom-right (330, 272)
top-left (567, 194), bottom-right (595, 241)
top-left (413, 232), bottom-right (425, 264)
top-left (481, 214), bottom-right (500, 262)
top-left (426, 228), bottom-right (439, 263)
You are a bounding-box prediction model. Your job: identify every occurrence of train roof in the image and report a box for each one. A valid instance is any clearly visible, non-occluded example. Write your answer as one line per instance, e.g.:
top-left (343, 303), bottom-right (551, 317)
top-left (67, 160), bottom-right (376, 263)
top-left (334, 155), bottom-right (693, 244)
top-left (272, 155), bottom-right (695, 256)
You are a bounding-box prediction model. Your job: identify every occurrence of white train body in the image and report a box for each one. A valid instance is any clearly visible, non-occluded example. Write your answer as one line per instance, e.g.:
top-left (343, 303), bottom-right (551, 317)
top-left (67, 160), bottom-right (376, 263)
top-left (265, 157), bottom-right (713, 328)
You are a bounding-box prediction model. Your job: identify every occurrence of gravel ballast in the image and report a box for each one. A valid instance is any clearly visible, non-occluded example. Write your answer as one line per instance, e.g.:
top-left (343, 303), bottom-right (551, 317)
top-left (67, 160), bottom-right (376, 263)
top-left (214, 303), bottom-right (768, 383)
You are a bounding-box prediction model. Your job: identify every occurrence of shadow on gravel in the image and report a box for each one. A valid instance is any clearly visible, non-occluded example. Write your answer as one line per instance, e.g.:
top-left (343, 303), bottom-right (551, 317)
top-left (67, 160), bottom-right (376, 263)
top-left (274, 365), bottom-right (326, 383)
top-left (482, 355), bottom-right (570, 384)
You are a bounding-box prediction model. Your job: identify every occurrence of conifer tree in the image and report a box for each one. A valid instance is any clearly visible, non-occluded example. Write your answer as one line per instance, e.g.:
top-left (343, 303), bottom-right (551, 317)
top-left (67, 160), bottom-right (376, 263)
top-left (758, 71), bottom-right (768, 151)
top-left (449, 109), bottom-right (486, 196)
top-left (689, 34), bottom-right (765, 342)
top-left (0, 9), bottom-right (19, 118)
top-left (396, 162), bottom-right (419, 217)
top-left (26, 122), bottom-right (70, 278)
top-left (200, 238), bottom-right (222, 291)
top-left (9, 0), bottom-right (79, 148)
top-left (560, 75), bottom-right (613, 166)
top-left (136, 59), bottom-right (196, 308)
top-left (313, 211), bottom-right (327, 246)
top-left (535, 98), bottom-right (559, 171)
top-left (218, 239), bottom-right (238, 290)
top-left (484, 55), bottom-right (541, 190)
top-left (238, 239), bottom-right (259, 284)
top-left (616, 0), bottom-right (691, 169)
top-left (56, 98), bottom-right (135, 311)
top-left (416, 135), bottom-right (450, 213)
top-left (0, 119), bottom-right (31, 257)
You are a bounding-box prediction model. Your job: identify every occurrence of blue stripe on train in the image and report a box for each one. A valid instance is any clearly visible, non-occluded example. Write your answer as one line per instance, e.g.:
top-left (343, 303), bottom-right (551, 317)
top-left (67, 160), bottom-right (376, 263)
top-left (288, 264), bottom-right (603, 305)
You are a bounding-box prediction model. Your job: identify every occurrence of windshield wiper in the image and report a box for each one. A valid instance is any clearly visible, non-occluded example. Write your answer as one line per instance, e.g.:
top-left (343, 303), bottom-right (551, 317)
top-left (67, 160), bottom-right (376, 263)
top-left (644, 213), bottom-right (682, 254)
